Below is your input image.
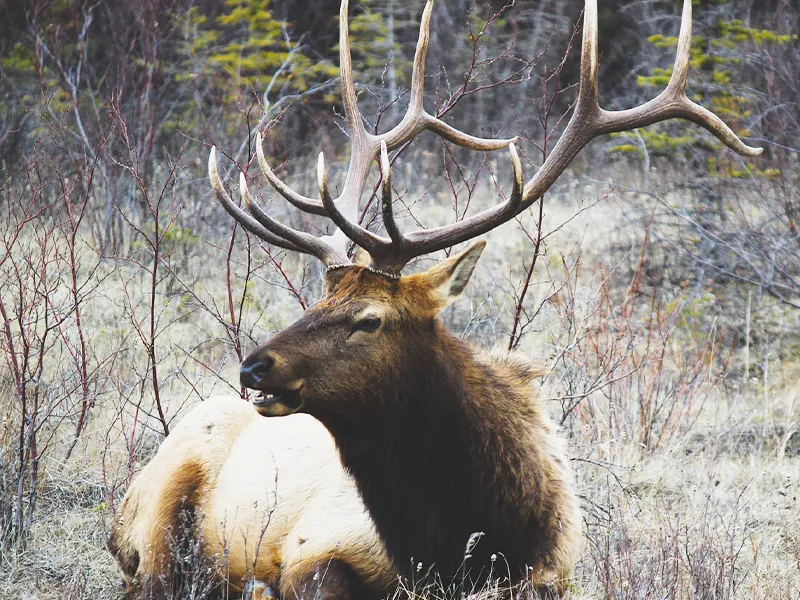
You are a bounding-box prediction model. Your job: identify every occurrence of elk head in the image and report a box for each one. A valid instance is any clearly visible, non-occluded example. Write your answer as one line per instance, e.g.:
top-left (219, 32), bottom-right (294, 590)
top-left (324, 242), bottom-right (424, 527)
top-left (209, 0), bottom-right (762, 418)
top-left (239, 241), bottom-right (485, 418)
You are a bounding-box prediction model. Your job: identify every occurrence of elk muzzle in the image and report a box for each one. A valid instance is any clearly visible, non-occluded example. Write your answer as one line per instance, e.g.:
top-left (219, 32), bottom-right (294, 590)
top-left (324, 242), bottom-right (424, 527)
top-left (240, 350), bottom-right (304, 417)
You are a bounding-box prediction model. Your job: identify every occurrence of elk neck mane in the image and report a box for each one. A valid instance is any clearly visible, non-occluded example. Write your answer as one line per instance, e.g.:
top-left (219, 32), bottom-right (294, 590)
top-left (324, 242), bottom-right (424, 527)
top-left (319, 315), bottom-right (573, 584)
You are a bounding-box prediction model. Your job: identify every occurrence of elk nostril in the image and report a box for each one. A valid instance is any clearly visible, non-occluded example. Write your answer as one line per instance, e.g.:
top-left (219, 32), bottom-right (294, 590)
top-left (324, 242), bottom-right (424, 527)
top-left (240, 353), bottom-right (275, 387)
top-left (253, 354), bottom-right (275, 376)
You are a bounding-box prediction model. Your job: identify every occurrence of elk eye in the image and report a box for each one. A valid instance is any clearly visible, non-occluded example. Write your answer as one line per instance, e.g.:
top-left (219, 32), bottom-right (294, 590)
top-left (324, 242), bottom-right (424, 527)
top-left (353, 316), bottom-right (382, 333)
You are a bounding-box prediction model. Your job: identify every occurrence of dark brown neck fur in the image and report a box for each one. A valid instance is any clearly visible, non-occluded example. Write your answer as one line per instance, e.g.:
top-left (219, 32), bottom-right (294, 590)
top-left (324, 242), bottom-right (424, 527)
top-left (320, 322), bottom-right (564, 586)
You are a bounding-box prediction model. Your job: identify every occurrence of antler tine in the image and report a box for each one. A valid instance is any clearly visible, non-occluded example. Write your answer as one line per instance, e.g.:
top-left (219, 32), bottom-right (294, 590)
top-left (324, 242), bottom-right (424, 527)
top-left (390, 140), bottom-right (523, 259)
top-left (518, 0), bottom-right (606, 204)
top-left (406, 0), bottom-right (433, 114)
top-left (379, 141), bottom-right (405, 248)
top-left (380, 0), bottom-right (515, 152)
top-left (669, 0), bottom-right (693, 96)
top-left (577, 0), bottom-right (599, 111)
top-left (256, 133), bottom-right (327, 216)
top-left (375, 0), bottom-right (763, 270)
top-left (241, 171), bottom-right (349, 265)
top-left (318, 152), bottom-right (390, 253)
top-left (339, 0), bottom-right (367, 137)
top-left (209, 147), bottom-right (303, 253)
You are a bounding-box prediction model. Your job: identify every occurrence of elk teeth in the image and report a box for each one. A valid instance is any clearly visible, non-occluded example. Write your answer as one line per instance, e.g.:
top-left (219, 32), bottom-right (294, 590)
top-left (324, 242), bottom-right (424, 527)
top-left (255, 391), bottom-right (283, 404)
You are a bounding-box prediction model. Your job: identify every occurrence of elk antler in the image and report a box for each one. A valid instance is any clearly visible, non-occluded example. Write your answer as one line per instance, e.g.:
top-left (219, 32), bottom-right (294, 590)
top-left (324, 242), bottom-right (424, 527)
top-left (210, 0), bottom-right (763, 275)
top-left (209, 0), bottom-right (513, 270)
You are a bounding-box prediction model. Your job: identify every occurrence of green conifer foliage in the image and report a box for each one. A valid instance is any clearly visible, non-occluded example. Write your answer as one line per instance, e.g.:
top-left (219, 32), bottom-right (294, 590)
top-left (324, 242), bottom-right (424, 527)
top-left (610, 10), bottom-right (795, 179)
top-left (177, 0), bottom-right (338, 106)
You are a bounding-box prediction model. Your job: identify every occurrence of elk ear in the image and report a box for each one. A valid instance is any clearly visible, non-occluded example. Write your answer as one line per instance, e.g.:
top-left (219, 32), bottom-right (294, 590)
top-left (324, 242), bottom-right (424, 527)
top-left (424, 241), bottom-right (486, 313)
top-left (324, 268), bottom-right (349, 295)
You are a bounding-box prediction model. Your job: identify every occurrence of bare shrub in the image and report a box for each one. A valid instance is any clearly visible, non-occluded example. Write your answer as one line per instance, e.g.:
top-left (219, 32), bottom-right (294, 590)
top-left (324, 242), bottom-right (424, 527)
top-left (0, 141), bottom-right (106, 550)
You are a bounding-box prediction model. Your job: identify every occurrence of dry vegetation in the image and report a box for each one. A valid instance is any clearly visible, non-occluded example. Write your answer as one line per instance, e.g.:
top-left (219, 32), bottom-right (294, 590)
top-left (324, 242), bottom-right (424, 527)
top-left (1, 171), bottom-right (798, 600)
top-left (1, 0), bottom-right (799, 598)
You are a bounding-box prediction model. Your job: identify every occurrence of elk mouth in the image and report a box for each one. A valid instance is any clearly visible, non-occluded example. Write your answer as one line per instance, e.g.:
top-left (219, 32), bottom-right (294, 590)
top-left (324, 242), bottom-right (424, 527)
top-left (251, 386), bottom-right (304, 417)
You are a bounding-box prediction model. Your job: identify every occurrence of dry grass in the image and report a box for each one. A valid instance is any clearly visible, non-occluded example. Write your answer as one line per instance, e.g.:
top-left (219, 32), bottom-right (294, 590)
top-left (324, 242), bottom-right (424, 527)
top-left (573, 389), bottom-right (800, 599)
top-left (1, 168), bottom-right (798, 600)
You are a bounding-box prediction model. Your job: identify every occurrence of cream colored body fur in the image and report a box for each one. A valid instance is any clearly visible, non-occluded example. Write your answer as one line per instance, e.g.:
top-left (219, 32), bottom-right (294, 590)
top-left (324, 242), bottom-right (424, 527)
top-left (109, 396), bottom-right (395, 595)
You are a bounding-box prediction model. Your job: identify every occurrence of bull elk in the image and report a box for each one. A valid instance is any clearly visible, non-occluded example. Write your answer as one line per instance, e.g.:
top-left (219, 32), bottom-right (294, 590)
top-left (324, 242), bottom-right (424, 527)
top-left (111, 0), bottom-right (762, 597)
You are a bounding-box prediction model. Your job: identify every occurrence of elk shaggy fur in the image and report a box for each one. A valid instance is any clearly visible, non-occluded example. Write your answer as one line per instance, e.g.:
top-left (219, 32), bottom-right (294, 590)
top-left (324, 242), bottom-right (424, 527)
top-left (107, 396), bottom-right (395, 599)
